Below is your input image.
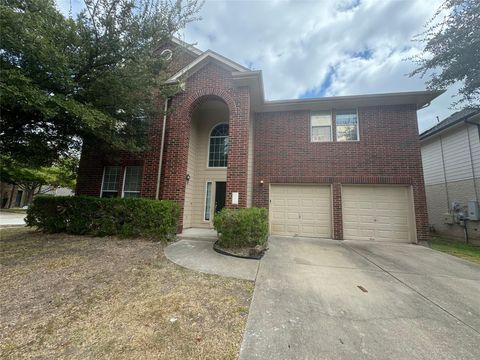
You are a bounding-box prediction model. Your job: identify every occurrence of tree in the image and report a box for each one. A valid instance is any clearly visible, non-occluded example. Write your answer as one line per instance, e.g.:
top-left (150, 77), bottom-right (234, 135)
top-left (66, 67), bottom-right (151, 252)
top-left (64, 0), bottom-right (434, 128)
top-left (410, 0), bottom-right (480, 107)
top-left (0, 156), bottom-right (78, 205)
top-left (0, 0), bottom-right (202, 167)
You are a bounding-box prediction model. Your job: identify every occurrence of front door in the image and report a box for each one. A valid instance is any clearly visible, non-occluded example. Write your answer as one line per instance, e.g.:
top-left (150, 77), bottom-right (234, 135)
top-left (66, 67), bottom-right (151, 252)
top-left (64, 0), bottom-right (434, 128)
top-left (215, 182), bottom-right (226, 213)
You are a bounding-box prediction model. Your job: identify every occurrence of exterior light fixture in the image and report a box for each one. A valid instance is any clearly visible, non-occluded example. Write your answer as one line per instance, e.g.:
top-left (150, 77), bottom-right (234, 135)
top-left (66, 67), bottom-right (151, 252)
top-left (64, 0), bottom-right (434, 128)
top-left (186, 174), bottom-right (191, 183)
top-left (260, 180), bottom-right (264, 185)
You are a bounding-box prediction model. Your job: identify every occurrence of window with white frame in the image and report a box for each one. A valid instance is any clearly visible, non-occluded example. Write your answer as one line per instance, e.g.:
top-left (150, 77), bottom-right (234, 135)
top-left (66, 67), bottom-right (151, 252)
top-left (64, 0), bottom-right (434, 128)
top-left (101, 166), bottom-right (120, 197)
top-left (123, 166), bottom-right (142, 198)
top-left (204, 182), bottom-right (212, 221)
top-left (311, 111), bottom-right (332, 142)
top-left (208, 124), bottom-right (229, 167)
top-left (336, 109), bottom-right (359, 141)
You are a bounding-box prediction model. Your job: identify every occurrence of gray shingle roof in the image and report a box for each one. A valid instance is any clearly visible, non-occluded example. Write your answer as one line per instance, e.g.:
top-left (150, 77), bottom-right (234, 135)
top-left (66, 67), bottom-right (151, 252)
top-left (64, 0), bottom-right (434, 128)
top-left (420, 108), bottom-right (480, 140)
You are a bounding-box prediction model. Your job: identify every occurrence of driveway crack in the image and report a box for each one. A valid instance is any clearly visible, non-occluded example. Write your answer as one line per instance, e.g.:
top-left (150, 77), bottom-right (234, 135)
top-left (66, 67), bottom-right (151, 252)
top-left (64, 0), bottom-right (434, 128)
top-left (342, 243), bottom-right (480, 335)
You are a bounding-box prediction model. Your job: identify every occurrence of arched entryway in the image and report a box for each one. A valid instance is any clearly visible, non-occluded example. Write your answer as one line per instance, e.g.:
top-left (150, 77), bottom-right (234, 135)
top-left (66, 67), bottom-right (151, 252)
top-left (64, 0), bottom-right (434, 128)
top-left (183, 97), bottom-right (230, 228)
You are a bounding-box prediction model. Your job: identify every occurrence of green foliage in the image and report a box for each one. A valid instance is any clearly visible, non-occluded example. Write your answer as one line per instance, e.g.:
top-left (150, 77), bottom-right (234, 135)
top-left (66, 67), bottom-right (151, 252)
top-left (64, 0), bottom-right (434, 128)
top-left (0, 0), bottom-right (202, 166)
top-left (0, 155), bottom-right (77, 204)
top-left (26, 196), bottom-right (180, 240)
top-left (410, 0), bottom-right (480, 107)
top-left (213, 208), bottom-right (268, 248)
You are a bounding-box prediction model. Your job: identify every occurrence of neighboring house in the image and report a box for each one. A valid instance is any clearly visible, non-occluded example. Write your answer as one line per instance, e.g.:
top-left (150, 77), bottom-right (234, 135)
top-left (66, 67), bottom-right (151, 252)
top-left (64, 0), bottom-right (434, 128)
top-left (420, 109), bottom-right (480, 242)
top-left (76, 38), bottom-right (443, 243)
top-left (0, 182), bottom-right (27, 208)
top-left (0, 182), bottom-right (74, 209)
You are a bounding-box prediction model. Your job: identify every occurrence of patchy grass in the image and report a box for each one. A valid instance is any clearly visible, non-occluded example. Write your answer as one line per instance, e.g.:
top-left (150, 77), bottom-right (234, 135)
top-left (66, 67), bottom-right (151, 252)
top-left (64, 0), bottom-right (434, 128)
top-left (429, 236), bottom-right (480, 264)
top-left (0, 227), bottom-right (254, 360)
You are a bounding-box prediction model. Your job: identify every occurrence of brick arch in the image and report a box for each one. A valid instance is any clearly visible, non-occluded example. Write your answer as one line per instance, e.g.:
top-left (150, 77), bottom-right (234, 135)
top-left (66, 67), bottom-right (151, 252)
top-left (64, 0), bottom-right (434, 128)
top-left (181, 88), bottom-right (238, 120)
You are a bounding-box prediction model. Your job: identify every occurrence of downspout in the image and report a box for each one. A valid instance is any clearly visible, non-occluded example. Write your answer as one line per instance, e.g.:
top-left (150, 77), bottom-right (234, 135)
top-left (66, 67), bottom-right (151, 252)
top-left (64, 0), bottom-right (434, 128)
top-left (155, 98), bottom-right (169, 200)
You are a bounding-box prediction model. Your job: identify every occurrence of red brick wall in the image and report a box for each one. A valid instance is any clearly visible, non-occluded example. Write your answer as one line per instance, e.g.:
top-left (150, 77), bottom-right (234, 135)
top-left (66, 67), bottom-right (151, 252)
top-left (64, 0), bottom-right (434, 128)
top-left (160, 62), bottom-right (251, 229)
top-left (252, 105), bottom-right (428, 241)
top-left (76, 145), bottom-right (144, 197)
top-left (76, 42), bottom-right (200, 199)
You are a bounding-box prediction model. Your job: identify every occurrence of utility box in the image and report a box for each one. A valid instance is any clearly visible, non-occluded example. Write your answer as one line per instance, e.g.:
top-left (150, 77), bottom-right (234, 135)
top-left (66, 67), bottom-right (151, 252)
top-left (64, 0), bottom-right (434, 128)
top-left (468, 200), bottom-right (480, 221)
top-left (443, 212), bottom-right (454, 225)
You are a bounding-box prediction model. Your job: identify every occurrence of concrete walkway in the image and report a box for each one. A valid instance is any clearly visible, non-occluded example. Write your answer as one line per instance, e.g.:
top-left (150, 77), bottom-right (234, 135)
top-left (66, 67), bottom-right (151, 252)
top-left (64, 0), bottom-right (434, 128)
top-left (0, 211), bottom-right (26, 226)
top-left (164, 236), bottom-right (259, 281)
top-left (239, 236), bottom-right (480, 360)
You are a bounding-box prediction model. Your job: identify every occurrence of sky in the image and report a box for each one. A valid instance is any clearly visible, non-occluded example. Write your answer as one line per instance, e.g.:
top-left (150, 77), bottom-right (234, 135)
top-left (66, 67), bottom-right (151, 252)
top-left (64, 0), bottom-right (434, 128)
top-left (57, 0), bottom-right (461, 133)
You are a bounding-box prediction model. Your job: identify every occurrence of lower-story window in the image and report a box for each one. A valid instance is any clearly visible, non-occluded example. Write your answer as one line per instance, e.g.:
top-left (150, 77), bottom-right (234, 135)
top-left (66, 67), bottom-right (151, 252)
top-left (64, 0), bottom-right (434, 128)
top-left (101, 166), bottom-right (120, 197)
top-left (122, 166), bottom-right (142, 198)
top-left (204, 182), bottom-right (212, 221)
top-left (101, 165), bottom-right (142, 198)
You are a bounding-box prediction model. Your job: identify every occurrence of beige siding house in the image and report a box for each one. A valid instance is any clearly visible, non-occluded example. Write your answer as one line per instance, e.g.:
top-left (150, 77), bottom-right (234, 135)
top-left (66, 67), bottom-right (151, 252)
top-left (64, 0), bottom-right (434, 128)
top-left (420, 109), bottom-right (480, 242)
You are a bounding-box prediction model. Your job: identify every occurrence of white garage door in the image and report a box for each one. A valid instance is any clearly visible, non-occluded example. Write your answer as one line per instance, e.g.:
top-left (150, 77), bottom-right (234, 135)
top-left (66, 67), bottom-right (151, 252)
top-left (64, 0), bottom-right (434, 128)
top-left (270, 184), bottom-right (331, 238)
top-left (342, 186), bottom-right (415, 243)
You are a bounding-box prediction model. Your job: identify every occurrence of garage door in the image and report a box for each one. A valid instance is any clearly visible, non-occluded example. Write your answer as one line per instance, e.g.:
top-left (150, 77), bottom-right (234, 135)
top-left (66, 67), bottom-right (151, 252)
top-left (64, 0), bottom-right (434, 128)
top-left (270, 184), bottom-right (331, 238)
top-left (342, 186), bottom-right (414, 243)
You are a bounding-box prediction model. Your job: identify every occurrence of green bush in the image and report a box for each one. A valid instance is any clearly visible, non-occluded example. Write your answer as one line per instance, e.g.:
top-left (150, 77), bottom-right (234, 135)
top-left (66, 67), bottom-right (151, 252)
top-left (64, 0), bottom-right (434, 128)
top-left (26, 196), bottom-right (180, 241)
top-left (213, 208), bottom-right (268, 248)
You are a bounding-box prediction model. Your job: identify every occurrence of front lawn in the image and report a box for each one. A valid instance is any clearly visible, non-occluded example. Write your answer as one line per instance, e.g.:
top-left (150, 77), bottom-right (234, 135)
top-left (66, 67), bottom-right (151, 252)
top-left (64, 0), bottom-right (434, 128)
top-left (0, 228), bottom-right (254, 359)
top-left (429, 236), bottom-right (480, 265)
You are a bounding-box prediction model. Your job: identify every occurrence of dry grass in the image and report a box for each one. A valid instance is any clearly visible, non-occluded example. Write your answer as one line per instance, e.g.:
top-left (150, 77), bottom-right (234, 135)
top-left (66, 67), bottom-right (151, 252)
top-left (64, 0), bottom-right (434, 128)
top-left (0, 227), bottom-right (254, 360)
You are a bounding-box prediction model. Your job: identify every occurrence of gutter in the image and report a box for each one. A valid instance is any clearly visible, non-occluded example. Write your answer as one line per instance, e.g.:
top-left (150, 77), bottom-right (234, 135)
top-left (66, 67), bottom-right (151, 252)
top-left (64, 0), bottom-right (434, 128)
top-left (155, 98), bottom-right (169, 200)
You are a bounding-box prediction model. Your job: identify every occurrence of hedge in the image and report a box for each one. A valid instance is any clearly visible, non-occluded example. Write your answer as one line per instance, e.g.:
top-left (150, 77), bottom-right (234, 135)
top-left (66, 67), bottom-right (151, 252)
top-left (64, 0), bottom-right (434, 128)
top-left (26, 196), bottom-right (180, 241)
top-left (213, 207), bottom-right (268, 248)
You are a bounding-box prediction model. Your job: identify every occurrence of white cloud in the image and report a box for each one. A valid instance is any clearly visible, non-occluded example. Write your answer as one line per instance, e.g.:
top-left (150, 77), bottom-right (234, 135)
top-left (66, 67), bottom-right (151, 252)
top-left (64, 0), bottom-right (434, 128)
top-left (179, 0), bottom-right (455, 132)
top-left (56, 0), bottom-right (456, 132)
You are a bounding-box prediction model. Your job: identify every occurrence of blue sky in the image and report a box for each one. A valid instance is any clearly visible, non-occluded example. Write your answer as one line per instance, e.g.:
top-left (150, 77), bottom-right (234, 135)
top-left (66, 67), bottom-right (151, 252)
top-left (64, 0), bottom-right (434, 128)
top-left (57, 0), bottom-right (459, 132)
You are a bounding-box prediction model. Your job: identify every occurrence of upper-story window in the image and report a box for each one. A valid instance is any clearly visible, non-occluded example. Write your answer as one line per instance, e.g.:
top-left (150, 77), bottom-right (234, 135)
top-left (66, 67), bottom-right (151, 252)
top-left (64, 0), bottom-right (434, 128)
top-left (208, 123), bottom-right (229, 167)
top-left (311, 111), bottom-right (332, 142)
top-left (336, 109), bottom-right (359, 141)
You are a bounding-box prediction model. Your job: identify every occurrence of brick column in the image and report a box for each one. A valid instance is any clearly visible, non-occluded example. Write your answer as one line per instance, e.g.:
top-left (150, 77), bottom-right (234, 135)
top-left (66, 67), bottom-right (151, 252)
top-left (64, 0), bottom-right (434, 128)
top-left (226, 87), bottom-right (250, 208)
top-left (332, 183), bottom-right (343, 240)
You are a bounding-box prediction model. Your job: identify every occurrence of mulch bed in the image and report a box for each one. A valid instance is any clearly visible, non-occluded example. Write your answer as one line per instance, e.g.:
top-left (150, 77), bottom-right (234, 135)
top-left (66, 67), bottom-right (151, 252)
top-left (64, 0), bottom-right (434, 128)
top-left (213, 241), bottom-right (267, 260)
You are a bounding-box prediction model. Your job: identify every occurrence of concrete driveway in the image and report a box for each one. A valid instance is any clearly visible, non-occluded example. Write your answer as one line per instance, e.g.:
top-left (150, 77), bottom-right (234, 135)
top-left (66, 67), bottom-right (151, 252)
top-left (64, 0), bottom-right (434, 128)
top-left (239, 236), bottom-right (480, 360)
top-left (0, 211), bottom-right (26, 226)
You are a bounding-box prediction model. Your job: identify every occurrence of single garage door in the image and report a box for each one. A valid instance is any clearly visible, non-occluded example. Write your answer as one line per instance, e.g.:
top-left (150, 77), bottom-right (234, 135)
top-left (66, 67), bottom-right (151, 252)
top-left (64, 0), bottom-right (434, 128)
top-left (270, 184), bottom-right (331, 238)
top-left (342, 185), bottom-right (415, 243)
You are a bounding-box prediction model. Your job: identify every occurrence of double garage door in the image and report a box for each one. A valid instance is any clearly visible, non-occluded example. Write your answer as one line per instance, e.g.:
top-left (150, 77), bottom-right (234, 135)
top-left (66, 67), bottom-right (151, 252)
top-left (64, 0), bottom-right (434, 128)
top-left (270, 184), bottom-right (415, 243)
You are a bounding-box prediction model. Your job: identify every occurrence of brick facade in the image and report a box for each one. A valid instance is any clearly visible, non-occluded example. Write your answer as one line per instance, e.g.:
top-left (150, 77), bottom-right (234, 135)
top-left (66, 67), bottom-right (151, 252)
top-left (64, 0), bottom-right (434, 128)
top-left (252, 105), bottom-right (428, 241)
top-left (76, 41), bottom-right (430, 241)
top-left (160, 63), bottom-right (250, 229)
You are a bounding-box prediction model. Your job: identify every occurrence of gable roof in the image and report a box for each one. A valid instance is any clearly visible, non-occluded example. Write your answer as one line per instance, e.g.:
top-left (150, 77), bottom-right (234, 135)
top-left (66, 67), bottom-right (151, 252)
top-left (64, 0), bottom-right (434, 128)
top-left (420, 108), bottom-right (480, 141)
top-left (171, 37), bottom-right (203, 56)
top-left (166, 39), bottom-right (444, 112)
top-left (165, 49), bottom-right (249, 84)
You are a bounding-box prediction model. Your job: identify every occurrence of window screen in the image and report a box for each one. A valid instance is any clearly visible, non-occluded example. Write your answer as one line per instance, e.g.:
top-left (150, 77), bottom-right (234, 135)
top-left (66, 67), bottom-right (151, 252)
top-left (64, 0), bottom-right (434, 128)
top-left (311, 112), bottom-right (332, 142)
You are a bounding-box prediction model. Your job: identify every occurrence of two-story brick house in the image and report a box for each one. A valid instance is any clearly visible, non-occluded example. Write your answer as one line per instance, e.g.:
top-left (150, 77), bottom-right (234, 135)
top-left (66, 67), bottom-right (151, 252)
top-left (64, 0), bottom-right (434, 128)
top-left (76, 38), bottom-right (442, 243)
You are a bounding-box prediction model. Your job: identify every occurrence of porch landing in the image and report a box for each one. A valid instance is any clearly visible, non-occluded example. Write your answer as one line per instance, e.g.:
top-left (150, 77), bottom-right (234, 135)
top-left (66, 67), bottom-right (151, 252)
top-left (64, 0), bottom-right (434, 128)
top-left (178, 228), bottom-right (218, 241)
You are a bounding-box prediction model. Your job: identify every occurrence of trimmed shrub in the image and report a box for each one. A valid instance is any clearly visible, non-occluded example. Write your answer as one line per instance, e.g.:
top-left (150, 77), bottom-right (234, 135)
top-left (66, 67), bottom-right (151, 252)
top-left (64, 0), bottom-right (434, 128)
top-left (26, 196), bottom-right (180, 241)
top-left (213, 208), bottom-right (268, 248)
